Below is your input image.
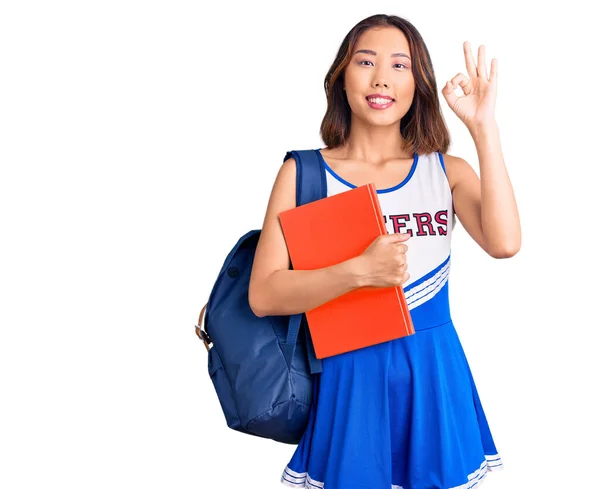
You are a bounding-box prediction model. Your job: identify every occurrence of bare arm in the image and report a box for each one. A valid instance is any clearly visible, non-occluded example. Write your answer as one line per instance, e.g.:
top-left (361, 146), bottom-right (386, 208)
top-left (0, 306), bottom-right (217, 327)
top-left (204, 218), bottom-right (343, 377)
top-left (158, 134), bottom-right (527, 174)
top-left (444, 124), bottom-right (521, 259)
top-left (441, 42), bottom-right (521, 259)
top-left (248, 157), bottom-right (370, 318)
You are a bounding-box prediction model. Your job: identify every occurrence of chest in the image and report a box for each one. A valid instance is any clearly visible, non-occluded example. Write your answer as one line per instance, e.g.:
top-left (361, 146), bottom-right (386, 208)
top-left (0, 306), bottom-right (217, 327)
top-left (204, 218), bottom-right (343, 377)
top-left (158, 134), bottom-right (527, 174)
top-left (324, 160), bottom-right (454, 239)
top-left (377, 189), bottom-right (452, 238)
top-left (325, 159), bottom-right (417, 191)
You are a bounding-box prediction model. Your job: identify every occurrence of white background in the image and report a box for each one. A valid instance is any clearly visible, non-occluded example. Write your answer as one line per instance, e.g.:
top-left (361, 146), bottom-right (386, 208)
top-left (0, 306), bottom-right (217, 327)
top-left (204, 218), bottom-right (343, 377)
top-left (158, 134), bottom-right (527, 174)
top-left (1, 1), bottom-right (598, 488)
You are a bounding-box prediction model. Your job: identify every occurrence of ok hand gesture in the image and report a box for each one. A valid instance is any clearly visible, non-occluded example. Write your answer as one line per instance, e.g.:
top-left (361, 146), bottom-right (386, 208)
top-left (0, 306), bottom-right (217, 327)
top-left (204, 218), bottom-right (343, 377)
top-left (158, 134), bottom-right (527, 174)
top-left (441, 42), bottom-right (498, 131)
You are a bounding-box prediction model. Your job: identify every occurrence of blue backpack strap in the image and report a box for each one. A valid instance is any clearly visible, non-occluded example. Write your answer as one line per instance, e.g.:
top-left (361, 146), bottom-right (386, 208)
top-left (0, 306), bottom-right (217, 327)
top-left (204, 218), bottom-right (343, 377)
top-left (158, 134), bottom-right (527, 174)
top-left (284, 150), bottom-right (327, 209)
top-left (280, 149), bottom-right (325, 374)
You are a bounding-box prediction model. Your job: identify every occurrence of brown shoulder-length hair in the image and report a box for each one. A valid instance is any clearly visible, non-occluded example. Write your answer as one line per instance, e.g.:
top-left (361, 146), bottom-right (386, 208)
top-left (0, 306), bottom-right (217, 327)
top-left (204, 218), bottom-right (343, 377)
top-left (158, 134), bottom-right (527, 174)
top-left (320, 14), bottom-right (450, 155)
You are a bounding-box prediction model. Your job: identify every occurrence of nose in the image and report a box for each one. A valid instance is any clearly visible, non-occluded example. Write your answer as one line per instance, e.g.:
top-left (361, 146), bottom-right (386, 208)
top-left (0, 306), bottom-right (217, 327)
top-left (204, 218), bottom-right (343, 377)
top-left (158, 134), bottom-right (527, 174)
top-left (372, 61), bottom-right (390, 89)
top-left (373, 77), bottom-right (389, 89)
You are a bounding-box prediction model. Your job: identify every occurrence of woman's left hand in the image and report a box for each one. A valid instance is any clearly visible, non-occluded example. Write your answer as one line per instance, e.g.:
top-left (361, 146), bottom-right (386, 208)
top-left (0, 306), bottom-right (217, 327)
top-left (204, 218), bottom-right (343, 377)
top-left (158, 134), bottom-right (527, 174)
top-left (441, 42), bottom-right (498, 131)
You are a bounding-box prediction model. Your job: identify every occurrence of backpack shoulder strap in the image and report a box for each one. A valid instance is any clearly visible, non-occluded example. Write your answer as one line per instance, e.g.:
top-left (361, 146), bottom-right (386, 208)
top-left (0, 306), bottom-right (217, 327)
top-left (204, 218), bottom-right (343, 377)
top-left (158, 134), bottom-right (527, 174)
top-left (281, 149), bottom-right (325, 374)
top-left (283, 149), bottom-right (327, 207)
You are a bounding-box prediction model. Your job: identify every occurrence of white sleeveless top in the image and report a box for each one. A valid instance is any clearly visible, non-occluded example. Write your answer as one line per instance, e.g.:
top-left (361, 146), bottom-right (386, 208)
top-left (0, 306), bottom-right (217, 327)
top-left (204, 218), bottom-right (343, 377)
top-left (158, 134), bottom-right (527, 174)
top-left (316, 149), bottom-right (456, 323)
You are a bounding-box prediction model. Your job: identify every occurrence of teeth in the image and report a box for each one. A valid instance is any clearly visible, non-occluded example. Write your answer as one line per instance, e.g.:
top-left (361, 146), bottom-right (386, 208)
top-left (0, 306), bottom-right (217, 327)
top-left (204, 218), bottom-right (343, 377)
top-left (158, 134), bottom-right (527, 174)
top-left (368, 98), bottom-right (393, 105)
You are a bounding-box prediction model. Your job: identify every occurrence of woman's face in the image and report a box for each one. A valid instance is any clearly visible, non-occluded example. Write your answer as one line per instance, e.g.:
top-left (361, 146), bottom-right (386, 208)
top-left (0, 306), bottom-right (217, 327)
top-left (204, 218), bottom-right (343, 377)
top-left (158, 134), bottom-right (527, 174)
top-left (343, 26), bottom-right (416, 126)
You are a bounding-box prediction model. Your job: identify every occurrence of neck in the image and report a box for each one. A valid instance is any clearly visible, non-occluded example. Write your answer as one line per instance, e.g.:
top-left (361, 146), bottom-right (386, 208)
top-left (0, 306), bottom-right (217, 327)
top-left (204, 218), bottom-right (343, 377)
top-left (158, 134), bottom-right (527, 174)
top-left (342, 115), bottom-right (411, 163)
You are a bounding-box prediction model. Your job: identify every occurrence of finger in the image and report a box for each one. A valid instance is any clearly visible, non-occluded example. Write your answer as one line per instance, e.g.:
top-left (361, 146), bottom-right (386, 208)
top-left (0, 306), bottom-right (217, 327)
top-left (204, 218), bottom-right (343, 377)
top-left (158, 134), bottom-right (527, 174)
top-left (477, 45), bottom-right (488, 79)
top-left (441, 80), bottom-right (458, 108)
top-left (402, 271), bottom-right (410, 285)
top-left (489, 58), bottom-right (498, 85)
top-left (463, 41), bottom-right (477, 79)
top-left (395, 242), bottom-right (408, 253)
top-left (450, 73), bottom-right (473, 95)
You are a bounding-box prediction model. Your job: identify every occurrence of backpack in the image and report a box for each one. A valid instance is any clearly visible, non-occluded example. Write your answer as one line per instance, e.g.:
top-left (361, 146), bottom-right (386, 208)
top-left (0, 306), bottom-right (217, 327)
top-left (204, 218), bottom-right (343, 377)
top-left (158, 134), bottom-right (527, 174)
top-left (195, 149), bottom-right (326, 444)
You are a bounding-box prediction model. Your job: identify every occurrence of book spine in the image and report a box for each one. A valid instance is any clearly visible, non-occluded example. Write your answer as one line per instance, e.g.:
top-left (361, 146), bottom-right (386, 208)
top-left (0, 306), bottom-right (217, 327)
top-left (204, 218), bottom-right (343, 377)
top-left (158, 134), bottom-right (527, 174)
top-left (394, 285), bottom-right (415, 335)
top-left (367, 183), bottom-right (388, 236)
top-left (366, 183), bottom-right (415, 337)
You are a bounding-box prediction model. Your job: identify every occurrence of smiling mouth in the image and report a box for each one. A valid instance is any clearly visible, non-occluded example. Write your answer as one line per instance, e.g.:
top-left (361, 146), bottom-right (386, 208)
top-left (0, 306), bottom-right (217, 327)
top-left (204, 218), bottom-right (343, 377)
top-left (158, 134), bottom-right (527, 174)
top-left (366, 96), bottom-right (395, 103)
top-left (366, 97), bottom-right (395, 109)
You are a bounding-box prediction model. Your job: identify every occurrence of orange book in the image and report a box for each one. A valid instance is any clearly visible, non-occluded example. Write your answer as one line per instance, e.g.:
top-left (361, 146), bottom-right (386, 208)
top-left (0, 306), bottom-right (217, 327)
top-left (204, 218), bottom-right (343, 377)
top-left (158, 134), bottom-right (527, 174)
top-left (278, 183), bottom-right (414, 359)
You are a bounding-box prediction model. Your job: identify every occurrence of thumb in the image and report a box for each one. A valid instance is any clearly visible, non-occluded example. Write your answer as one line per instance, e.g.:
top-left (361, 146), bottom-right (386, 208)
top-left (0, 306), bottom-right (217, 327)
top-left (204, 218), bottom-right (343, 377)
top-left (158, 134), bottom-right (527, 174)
top-left (388, 231), bottom-right (411, 242)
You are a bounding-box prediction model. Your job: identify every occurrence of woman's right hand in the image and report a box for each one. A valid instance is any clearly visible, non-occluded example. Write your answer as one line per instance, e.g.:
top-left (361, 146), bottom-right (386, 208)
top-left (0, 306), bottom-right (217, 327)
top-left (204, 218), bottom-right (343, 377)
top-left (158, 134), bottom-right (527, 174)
top-left (356, 232), bottom-right (411, 288)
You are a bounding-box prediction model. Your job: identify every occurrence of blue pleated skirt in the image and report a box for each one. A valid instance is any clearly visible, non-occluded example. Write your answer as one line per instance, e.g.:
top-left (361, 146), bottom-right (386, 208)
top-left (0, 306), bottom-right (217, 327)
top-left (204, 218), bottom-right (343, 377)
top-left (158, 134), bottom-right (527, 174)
top-left (280, 320), bottom-right (503, 489)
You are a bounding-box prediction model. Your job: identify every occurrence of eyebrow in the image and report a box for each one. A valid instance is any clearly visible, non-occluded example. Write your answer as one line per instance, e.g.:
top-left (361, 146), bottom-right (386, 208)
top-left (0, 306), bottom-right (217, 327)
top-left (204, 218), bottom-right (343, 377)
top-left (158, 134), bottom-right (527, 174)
top-left (354, 49), bottom-right (411, 59)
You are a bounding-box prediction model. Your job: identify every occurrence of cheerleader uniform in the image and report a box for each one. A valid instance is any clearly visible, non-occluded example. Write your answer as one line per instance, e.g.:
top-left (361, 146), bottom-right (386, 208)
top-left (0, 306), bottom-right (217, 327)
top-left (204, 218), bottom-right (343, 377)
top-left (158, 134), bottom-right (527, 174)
top-left (280, 149), bottom-right (503, 489)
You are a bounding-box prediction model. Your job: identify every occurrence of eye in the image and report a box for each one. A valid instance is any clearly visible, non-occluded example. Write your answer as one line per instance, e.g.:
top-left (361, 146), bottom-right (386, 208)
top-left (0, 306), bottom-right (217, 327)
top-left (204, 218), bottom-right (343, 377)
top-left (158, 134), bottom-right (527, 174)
top-left (358, 60), bottom-right (408, 69)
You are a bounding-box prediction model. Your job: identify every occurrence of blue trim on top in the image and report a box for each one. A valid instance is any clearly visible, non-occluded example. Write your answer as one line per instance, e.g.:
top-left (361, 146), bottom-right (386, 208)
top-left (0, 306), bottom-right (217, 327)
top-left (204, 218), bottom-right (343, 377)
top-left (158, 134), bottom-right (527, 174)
top-left (407, 268), bottom-right (449, 305)
top-left (436, 151), bottom-right (455, 216)
top-left (437, 151), bottom-right (447, 176)
top-left (404, 254), bottom-right (451, 295)
top-left (316, 149), bottom-right (419, 194)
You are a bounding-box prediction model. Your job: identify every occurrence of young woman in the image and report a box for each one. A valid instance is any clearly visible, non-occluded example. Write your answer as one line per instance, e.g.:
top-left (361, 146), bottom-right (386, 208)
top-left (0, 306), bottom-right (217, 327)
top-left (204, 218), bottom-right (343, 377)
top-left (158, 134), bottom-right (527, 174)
top-left (248, 13), bottom-right (520, 489)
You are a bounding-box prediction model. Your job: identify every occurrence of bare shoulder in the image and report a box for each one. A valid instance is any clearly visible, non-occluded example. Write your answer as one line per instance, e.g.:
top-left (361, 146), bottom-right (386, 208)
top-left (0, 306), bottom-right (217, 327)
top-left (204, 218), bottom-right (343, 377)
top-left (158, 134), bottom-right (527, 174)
top-left (439, 153), bottom-right (478, 190)
top-left (280, 156), bottom-right (298, 182)
top-left (272, 156), bottom-right (298, 207)
top-left (319, 146), bottom-right (338, 159)
top-left (260, 155), bottom-right (298, 228)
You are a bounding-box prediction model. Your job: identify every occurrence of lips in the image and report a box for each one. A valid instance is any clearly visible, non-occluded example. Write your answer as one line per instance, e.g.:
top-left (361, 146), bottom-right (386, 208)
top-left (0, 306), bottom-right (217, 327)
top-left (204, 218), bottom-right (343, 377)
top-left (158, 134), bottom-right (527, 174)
top-left (366, 94), bottom-right (395, 101)
top-left (366, 96), bottom-right (395, 110)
